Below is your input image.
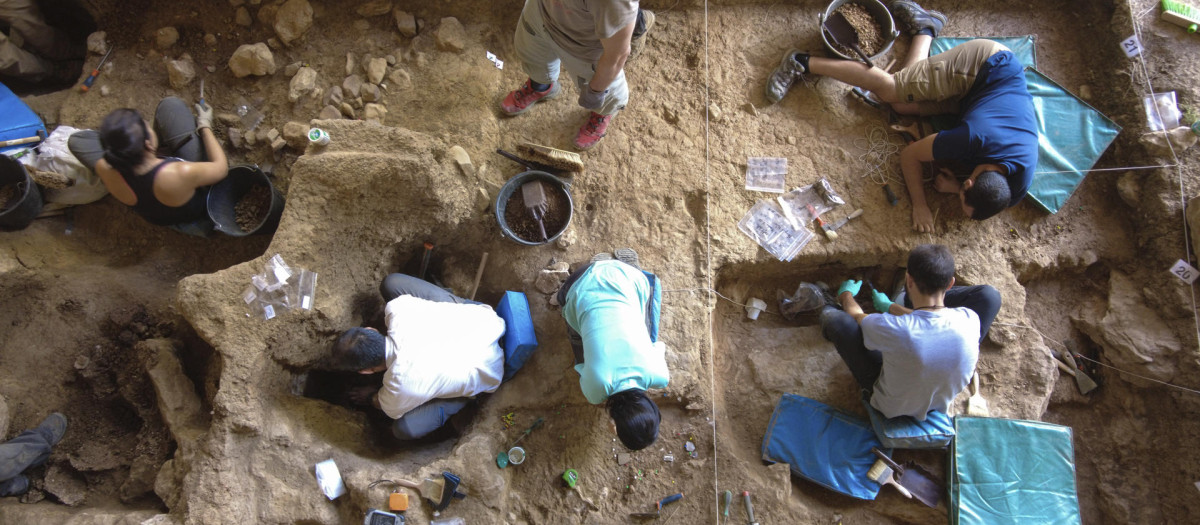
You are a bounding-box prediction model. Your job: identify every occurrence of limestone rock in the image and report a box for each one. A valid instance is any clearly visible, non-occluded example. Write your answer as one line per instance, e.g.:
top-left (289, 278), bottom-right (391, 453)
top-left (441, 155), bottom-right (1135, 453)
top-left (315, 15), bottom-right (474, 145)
top-left (361, 83), bottom-right (381, 103)
top-left (342, 75), bottom-right (363, 98)
top-left (44, 464), bottom-right (87, 506)
top-left (708, 102), bottom-right (723, 122)
top-left (355, 0), bottom-right (392, 17)
top-left (366, 57), bottom-right (387, 85)
top-left (228, 43), bottom-right (276, 77)
top-left (166, 56), bottom-right (196, 90)
top-left (324, 85), bottom-right (344, 107)
top-left (228, 128), bottom-right (243, 149)
top-left (556, 227), bottom-right (576, 249)
top-left (1139, 127), bottom-right (1198, 156)
top-left (86, 31), bottom-right (108, 55)
top-left (534, 269), bottom-right (569, 294)
top-left (364, 103), bottom-right (387, 121)
top-left (203, 33), bottom-right (218, 46)
top-left (435, 17), bottom-right (467, 52)
top-left (1116, 171), bottom-right (1140, 208)
top-left (144, 339), bottom-right (207, 445)
top-left (155, 27), bottom-right (179, 49)
top-left (1075, 270), bottom-right (1182, 384)
top-left (318, 105), bottom-right (342, 120)
top-left (341, 103), bottom-right (356, 118)
top-left (393, 9), bottom-right (417, 37)
top-left (284, 60), bottom-right (303, 77)
top-left (258, 2), bottom-right (278, 25)
top-left (387, 68), bottom-right (411, 89)
top-left (283, 122), bottom-right (309, 150)
top-left (235, 6), bottom-right (252, 27)
top-left (345, 52), bottom-right (357, 76)
top-left (274, 0), bottom-right (314, 45)
top-left (1190, 195), bottom-right (1200, 263)
top-left (288, 66), bottom-right (318, 102)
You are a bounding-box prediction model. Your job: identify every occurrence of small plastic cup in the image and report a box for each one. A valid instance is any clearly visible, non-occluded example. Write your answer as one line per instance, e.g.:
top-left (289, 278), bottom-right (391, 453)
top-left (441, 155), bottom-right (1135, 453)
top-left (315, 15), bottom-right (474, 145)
top-left (308, 128), bottom-right (330, 146)
top-left (745, 297), bottom-right (767, 320)
top-left (507, 446), bottom-right (526, 465)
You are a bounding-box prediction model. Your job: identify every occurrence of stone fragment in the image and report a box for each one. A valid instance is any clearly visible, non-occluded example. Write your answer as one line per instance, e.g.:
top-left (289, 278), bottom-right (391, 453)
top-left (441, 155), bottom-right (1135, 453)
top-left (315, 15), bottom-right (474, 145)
top-left (274, 0), bottom-right (313, 45)
top-left (206, 65), bottom-right (216, 73)
top-left (228, 43), bottom-right (276, 77)
top-left (361, 83), bottom-right (381, 103)
top-left (449, 146), bottom-right (473, 176)
top-left (556, 228), bottom-right (576, 249)
top-left (393, 9), bottom-right (417, 37)
top-left (203, 33), bottom-right (217, 46)
top-left (341, 103), bottom-right (356, 118)
top-left (267, 37), bottom-right (281, 49)
top-left (155, 27), bottom-right (179, 49)
top-left (235, 6), bottom-right (252, 26)
top-left (1116, 171), bottom-right (1140, 208)
top-left (345, 53), bottom-right (357, 76)
top-left (388, 68), bottom-right (411, 89)
top-left (1140, 127), bottom-right (1198, 156)
top-left (217, 113), bottom-right (240, 126)
top-left (435, 17), bottom-right (467, 52)
top-left (228, 128), bottom-right (243, 149)
top-left (318, 105), bottom-right (342, 120)
top-left (342, 75), bottom-right (363, 98)
top-left (356, 0), bottom-right (392, 17)
top-left (366, 57), bottom-right (387, 85)
top-left (708, 102), bottom-right (722, 122)
top-left (244, 129), bottom-right (257, 146)
top-left (258, 3), bottom-right (278, 25)
top-left (364, 103), bottom-right (387, 120)
top-left (745, 102), bottom-right (758, 116)
top-left (44, 464), bottom-right (87, 506)
top-left (282, 121), bottom-right (309, 149)
top-left (266, 128), bottom-right (280, 143)
top-left (1076, 271), bottom-right (1182, 383)
top-left (385, 54), bottom-right (396, 65)
top-left (288, 66), bottom-right (318, 102)
top-left (166, 56), bottom-right (196, 90)
top-left (87, 31), bottom-right (108, 55)
top-left (284, 60), bottom-right (302, 77)
top-left (353, 19), bottom-right (370, 32)
top-left (534, 269), bottom-right (569, 294)
top-left (271, 136), bottom-right (287, 152)
top-left (325, 86), bottom-right (344, 107)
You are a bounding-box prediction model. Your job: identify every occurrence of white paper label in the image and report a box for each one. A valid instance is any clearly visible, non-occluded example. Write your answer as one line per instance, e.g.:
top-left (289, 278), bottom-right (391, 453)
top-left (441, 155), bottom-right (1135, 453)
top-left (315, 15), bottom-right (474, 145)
top-left (1121, 35), bottom-right (1142, 58)
top-left (314, 459), bottom-right (347, 500)
top-left (262, 304), bottom-right (276, 320)
top-left (1169, 259), bottom-right (1199, 284)
top-left (302, 296), bottom-right (312, 310)
top-left (486, 51), bottom-right (504, 69)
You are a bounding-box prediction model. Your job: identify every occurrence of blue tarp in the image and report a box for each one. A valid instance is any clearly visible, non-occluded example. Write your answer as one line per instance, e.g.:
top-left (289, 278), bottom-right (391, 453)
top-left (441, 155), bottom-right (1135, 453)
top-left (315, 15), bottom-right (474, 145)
top-left (928, 37), bottom-right (1121, 214)
top-left (950, 417), bottom-right (1081, 525)
top-left (761, 394), bottom-right (888, 500)
top-left (0, 82), bottom-right (45, 154)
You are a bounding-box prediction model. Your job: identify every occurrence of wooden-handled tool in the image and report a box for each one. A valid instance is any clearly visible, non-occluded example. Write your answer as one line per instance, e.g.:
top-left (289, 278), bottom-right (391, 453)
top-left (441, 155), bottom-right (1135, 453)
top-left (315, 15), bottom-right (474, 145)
top-left (0, 130), bottom-right (45, 148)
top-left (824, 208), bottom-right (864, 240)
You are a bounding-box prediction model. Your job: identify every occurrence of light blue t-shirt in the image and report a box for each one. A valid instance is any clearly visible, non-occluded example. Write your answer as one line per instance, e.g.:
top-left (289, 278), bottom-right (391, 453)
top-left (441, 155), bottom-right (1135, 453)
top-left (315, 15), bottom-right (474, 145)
top-left (861, 308), bottom-right (980, 420)
top-left (561, 261), bottom-right (669, 404)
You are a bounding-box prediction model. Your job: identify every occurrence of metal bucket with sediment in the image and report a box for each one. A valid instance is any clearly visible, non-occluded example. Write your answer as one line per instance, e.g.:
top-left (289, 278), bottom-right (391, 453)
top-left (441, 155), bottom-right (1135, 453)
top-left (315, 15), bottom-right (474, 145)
top-left (206, 165), bottom-right (286, 237)
top-left (820, 0), bottom-right (900, 62)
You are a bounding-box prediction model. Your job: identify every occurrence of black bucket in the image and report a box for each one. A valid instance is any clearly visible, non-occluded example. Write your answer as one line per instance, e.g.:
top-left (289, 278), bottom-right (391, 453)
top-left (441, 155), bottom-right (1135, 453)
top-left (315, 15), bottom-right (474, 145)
top-left (495, 170), bottom-right (573, 246)
top-left (0, 154), bottom-right (43, 231)
top-left (206, 165), bottom-right (285, 236)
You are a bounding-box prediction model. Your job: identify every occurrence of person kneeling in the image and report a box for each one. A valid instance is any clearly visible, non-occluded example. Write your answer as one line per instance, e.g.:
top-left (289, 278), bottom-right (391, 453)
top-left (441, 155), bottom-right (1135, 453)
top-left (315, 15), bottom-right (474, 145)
top-left (329, 274), bottom-right (505, 440)
top-left (819, 244), bottom-right (1000, 420)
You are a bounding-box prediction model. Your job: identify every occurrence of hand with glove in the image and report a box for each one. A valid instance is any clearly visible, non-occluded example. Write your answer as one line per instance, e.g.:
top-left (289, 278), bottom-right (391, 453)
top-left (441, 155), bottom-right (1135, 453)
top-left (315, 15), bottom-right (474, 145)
top-left (578, 85), bottom-right (608, 110)
top-left (836, 279), bottom-right (862, 298)
top-left (871, 288), bottom-right (893, 313)
top-left (194, 102), bottom-right (213, 130)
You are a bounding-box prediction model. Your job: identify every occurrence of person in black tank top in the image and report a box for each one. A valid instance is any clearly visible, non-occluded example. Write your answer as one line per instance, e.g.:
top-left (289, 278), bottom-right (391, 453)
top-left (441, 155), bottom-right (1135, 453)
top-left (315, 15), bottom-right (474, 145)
top-left (68, 97), bottom-right (229, 236)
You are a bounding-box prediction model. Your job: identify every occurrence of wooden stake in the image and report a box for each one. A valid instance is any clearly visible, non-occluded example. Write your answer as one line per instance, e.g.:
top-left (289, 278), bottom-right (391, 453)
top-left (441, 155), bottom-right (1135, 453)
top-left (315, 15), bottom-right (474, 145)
top-left (469, 252), bottom-right (489, 300)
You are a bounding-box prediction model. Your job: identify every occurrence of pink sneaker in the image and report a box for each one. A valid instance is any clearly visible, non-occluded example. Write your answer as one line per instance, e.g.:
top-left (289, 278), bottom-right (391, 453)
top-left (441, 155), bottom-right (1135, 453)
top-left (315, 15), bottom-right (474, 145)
top-left (501, 79), bottom-right (560, 116)
top-left (574, 112), bottom-right (612, 150)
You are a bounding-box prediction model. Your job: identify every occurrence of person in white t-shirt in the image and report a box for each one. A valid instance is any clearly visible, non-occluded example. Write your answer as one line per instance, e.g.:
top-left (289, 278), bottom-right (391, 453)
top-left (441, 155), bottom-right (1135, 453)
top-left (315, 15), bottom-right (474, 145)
top-left (329, 274), bottom-right (506, 440)
top-left (819, 244), bottom-right (1000, 420)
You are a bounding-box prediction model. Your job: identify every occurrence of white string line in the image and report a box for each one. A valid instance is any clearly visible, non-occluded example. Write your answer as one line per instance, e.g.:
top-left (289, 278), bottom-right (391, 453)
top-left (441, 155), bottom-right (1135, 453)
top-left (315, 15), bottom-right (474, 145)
top-left (702, 1), bottom-right (720, 522)
top-left (664, 287), bottom-right (782, 316)
top-left (993, 322), bottom-right (1200, 395)
top-left (1128, 1), bottom-right (1200, 349)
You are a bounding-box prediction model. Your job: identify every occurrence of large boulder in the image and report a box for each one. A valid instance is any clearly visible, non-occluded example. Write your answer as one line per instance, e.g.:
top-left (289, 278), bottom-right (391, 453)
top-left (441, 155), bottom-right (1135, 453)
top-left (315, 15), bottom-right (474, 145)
top-left (1075, 270), bottom-right (1183, 384)
top-left (274, 0), bottom-right (314, 45)
top-left (228, 43), bottom-right (277, 78)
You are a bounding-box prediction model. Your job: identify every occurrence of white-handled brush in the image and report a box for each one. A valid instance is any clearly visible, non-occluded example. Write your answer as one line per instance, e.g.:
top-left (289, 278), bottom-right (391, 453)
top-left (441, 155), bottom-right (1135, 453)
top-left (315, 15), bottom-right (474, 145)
top-left (967, 371), bottom-right (990, 417)
top-left (867, 459), bottom-right (913, 498)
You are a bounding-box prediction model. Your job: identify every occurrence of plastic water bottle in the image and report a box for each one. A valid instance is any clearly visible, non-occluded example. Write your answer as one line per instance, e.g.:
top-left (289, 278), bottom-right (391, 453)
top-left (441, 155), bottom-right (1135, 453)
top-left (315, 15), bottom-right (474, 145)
top-left (308, 128), bottom-right (330, 146)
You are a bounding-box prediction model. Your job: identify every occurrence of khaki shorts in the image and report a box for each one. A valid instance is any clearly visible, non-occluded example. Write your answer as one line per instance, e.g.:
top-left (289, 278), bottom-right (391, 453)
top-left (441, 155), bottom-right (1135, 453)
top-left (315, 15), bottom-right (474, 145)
top-left (892, 39), bottom-right (1009, 116)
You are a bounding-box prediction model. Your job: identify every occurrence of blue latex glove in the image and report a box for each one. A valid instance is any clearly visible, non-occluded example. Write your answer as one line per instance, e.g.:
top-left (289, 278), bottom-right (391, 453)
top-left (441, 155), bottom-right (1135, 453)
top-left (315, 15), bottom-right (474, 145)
top-left (871, 289), bottom-right (893, 313)
top-left (836, 279), bottom-right (862, 298)
top-left (578, 86), bottom-right (608, 110)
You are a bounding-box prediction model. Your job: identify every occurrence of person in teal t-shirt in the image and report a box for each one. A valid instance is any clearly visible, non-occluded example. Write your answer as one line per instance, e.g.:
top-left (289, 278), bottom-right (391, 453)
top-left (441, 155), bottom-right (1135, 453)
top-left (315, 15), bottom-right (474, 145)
top-left (557, 252), bottom-right (668, 450)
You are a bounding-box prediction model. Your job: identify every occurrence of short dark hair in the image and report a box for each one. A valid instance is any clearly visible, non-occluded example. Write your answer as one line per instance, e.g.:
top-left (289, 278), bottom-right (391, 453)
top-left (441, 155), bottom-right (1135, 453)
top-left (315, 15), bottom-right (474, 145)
top-left (963, 170), bottom-right (1010, 221)
top-left (907, 244), bottom-right (955, 295)
top-left (329, 327), bottom-right (386, 371)
top-left (607, 389), bottom-right (661, 450)
top-left (99, 108), bottom-right (149, 173)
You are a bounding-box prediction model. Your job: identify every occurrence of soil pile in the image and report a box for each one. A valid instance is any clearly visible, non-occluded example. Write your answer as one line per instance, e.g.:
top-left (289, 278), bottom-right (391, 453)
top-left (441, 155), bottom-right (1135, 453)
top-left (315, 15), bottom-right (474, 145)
top-left (833, 2), bottom-right (884, 56)
top-left (503, 181), bottom-right (570, 242)
top-left (0, 183), bottom-right (18, 209)
top-left (234, 184), bottom-right (271, 231)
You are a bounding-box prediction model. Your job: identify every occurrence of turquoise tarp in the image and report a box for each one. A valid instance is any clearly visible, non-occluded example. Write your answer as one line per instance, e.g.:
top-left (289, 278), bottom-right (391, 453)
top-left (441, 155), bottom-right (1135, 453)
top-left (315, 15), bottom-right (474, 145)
top-left (927, 37), bottom-right (1121, 214)
top-left (950, 417), bottom-right (1081, 525)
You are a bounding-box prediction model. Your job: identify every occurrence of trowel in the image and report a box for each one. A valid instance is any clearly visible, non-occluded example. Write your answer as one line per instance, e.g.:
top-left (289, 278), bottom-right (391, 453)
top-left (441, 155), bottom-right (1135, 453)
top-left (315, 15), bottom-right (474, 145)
top-left (521, 180), bottom-right (550, 241)
top-left (824, 11), bottom-right (874, 67)
top-left (1053, 347), bottom-right (1098, 395)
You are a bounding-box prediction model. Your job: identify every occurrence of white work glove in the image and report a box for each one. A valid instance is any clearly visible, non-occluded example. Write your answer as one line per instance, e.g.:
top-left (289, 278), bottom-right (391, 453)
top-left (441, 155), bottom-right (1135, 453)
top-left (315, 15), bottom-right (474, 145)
top-left (578, 85), bottom-right (607, 111)
top-left (194, 102), bottom-right (213, 130)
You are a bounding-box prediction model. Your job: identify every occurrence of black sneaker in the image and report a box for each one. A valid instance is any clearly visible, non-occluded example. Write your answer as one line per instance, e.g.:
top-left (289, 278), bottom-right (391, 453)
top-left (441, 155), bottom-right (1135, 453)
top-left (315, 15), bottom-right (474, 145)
top-left (630, 10), bottom-right (656, 60)
top-left (765, 50), bottom-right (808, 104)
top-left (0, 475), bottom-right (30, 497)
top-left (889, 1), bottom-right (947, 36)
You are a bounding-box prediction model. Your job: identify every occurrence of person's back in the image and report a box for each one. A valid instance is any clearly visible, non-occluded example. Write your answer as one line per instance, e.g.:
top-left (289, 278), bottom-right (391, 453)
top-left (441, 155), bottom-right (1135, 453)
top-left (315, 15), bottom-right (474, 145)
top-left (863, 307), bottom-right (980, 419)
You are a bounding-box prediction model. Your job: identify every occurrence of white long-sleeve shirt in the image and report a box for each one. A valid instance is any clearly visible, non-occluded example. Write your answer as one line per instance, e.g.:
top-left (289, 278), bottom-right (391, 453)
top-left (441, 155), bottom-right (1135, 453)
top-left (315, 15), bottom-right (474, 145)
top-left (376, 295), bottom-right (506, 419)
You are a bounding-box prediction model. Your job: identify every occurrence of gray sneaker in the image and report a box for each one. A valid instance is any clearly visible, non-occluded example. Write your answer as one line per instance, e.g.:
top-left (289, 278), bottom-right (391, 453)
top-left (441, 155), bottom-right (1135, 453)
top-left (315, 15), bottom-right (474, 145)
top-left (630, 10), bottom-right (655, 61)
top-left (765, 50), bottom-right (808, 104)
top-left (614, 247), bottom-right (641, 270)
top-left (590, 252), bottom-right (614, 263)
top-left (889, 1), bottom-right (947, 36)
top-left (36, 413), bottom-right (68, 446)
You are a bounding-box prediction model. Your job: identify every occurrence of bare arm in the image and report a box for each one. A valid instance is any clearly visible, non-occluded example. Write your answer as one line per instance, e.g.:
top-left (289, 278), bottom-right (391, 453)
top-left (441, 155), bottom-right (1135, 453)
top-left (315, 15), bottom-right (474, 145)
top-left (178, 127), bottom-right (229, 187)
top-left (839, 291), bottom-right (869, 324)
top-left (589, 20), bottom-right (635, 93)
top-left (901, 134), bottom-right (938, 233)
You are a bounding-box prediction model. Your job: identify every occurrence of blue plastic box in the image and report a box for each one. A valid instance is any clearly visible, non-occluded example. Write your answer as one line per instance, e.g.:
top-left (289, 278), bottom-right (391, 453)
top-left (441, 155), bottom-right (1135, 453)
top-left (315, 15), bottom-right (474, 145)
top-left (496, 291), bottom-right (538, 381)
top-left (0, 82), bottom-right (45, 154)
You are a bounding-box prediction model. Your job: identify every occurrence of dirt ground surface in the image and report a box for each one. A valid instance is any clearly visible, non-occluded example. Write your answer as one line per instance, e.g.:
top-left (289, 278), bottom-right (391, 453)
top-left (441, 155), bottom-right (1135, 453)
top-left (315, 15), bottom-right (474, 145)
top-left (2, 0), bottom-right (1200, 523)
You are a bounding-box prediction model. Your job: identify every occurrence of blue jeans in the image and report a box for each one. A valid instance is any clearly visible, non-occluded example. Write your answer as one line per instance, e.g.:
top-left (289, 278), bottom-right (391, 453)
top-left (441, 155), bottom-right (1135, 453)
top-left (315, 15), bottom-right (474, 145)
top-left (0, 425), bottom-right (54, 496)
top-left (379, 273), bottom-right (478, 440)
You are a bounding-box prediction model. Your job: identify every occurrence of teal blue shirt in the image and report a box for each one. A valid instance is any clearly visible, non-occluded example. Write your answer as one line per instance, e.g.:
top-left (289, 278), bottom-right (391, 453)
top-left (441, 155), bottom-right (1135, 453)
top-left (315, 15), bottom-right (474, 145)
top-left (562, 261), bottom-right (669, 404)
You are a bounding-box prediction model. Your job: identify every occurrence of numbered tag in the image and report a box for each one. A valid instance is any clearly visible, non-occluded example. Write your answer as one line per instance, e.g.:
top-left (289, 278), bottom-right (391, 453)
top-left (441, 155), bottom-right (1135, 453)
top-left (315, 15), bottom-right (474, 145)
top-left (1121, 35), bottom-right (1142, 58)
top-left (1170, 259), bottom-right (1199, 284)
top-left (486, 51), bottom-right (504, 70)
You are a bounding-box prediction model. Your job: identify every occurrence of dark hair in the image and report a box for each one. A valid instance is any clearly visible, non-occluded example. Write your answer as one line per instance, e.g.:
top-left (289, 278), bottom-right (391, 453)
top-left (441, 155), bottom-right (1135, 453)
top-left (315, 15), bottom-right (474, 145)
top-left (329, 327), bottom-right (387, 371)
top-left (963, 170), bottom-right (1010, 221)
top-left (99, 108), bottom-right (149, 173)
top-left (907, 244), bottom-right (955, 295)
top-left (607, 389), bottom-right (660, 450)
